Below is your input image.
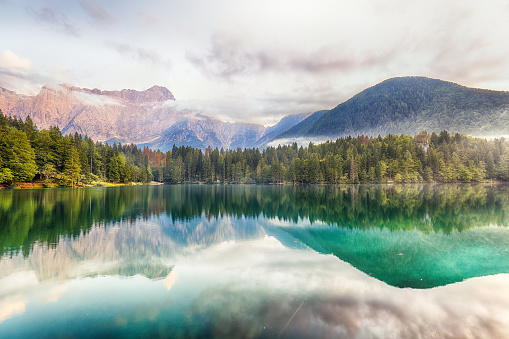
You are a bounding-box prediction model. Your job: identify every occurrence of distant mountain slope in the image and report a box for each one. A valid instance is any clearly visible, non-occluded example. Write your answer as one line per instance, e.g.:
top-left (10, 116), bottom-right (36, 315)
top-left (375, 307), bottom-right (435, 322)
top-left (146, 116), bottom-right (265, 152)
top-left (274, 77), bottom-right (509, 140)
top-left (0, 84), bottom-right (307, 150)
top-left (276, 110), bottom-right (328, 139)
top-left (0, 84), bottom-right (179, 143)
top-left (254, 112), bottom-right (312, 147)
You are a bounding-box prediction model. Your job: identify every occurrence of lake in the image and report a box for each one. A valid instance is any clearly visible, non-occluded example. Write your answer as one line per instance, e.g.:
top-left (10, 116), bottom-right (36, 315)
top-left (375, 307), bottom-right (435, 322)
top-left (1, 184), bottom-right (509, 338)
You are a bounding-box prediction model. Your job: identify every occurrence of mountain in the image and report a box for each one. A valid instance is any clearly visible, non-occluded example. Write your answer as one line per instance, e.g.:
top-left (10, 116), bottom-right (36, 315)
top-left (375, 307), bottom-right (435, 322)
top-left (0, 84), bottom-right (179, 143)
top-left (144, 115), bottom-right (265, 152)
top-left (272, 77), bottom-right (509, 142)
top-left (0, 85), bottom-right (303, 150)
top-left (275, 110), bottom-right (328, 140)
top-left (253, 112), bottom-right (312, 147)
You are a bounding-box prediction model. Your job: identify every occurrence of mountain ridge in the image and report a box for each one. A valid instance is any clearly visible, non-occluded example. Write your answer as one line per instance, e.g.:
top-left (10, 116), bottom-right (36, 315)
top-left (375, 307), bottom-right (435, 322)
top-left (61, 84), bottom-right (176, 103)
top-left (0, 84), bottom-right (306, 150)
top-left (4, 76), bottom-right (509, 151)
top-left (273, 76), bottom-right (509, 142)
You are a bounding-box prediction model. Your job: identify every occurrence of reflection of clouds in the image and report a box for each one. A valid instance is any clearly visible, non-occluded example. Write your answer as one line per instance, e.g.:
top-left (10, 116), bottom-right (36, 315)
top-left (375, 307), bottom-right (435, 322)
top-left (0, 271), bottom-right (39, 297)
top-left (163, 271), bottom-right (177, 291)
top-left (2, 217), bottom-right (509, 337)
top-left (0, 296), bottom-right (27, 323)
top-left (180, 239), bottom-right (509, 338)
top-left (0, 272), bottom-right (36, 322)
top-left (40, 284), bottom-right (69, 303)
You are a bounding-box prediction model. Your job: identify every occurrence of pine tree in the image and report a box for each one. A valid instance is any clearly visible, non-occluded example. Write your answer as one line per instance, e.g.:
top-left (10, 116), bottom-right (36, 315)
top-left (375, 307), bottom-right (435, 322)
top-left (64, 145), bottom-right (82, 186)
top-left (0, 126), bottom-right (37, 182)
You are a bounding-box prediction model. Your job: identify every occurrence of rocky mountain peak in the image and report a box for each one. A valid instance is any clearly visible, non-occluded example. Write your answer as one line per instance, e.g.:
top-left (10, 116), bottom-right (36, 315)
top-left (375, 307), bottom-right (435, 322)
top-left (60, 84), bottom-right (175, 104)
top-left (116, 86), bottom-right (175, 103)
top-left (0, 82), bottom-right (304, 150)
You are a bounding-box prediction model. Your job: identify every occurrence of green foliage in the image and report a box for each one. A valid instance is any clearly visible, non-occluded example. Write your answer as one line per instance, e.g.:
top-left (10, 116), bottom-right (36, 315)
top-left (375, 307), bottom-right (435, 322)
top-left (301, 76), bottom-right (509, 138)
top-left (64, 145), bottom-right (82, 186)
top-left (0, 125), bottom-right (37, 181)
top-left (0, 168), bottom-right (13, 183)
top-left (1, 109), bottom-right (509, 186)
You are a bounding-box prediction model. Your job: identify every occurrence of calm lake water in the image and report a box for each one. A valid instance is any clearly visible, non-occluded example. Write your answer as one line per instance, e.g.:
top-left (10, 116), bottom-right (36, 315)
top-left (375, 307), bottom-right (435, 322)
top-left (1, 184), bottom-right (509, 338)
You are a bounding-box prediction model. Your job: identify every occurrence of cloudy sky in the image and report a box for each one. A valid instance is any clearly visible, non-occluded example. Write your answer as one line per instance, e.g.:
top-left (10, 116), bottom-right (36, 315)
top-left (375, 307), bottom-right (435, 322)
top-left (1, 0), bottom-right (509, 125)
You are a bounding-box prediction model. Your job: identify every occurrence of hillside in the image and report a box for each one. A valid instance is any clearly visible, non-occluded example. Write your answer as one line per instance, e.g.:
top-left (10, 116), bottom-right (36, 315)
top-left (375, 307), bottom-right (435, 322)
top-left (276, 110), bottom-right (328, 140)
top-left (254, 112), bottom-right (312, 147)
top-left (273, 77), bottom-right (509, 141)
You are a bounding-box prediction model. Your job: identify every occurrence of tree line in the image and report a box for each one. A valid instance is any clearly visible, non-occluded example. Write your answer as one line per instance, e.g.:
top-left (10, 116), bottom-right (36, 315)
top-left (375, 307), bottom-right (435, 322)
top-left (1, 110), bottom-right (508, 186)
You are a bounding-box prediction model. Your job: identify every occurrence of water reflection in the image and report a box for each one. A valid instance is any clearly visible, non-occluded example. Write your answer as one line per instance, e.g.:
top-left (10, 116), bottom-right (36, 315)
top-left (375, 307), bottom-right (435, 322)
top-left (2, 236), bottom-right (509, 338)
top-left (1, 184), bottom-right (509, 257)
top-left (1, 184), bottom-right (509, 338)
top-left (1, 184), bottom-right (509, 287)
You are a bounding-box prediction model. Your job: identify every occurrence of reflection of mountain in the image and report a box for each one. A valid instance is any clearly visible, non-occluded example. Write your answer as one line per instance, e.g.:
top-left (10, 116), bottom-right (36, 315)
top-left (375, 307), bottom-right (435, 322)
top-left (0, 215), bottom-right (264, 282)
top-left (2, 184), bottom-right (509, 257)
top-left (273, 225), bottom-right (509, 288)
top-left (1, 184), bottom-right (509, 288)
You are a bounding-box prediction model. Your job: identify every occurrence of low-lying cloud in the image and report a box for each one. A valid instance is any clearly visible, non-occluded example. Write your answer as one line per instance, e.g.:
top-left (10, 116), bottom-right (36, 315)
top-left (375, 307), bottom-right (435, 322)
top-left (266, 136), bottom-right (332, 148)
top-left (72, 90), bottom-right (122, 107)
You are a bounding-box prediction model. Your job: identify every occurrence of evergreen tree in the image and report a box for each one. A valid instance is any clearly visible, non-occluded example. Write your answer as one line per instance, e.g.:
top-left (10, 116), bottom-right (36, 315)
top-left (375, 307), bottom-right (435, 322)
top-left (0, 126), bottom-right (37, 181)
top-left (64, 145), bottom-right (82, 186)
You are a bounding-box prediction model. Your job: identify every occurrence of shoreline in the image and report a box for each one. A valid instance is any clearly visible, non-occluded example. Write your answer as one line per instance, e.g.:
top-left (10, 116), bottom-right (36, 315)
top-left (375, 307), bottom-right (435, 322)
top-left (1, 180), bottom-right (506, 190)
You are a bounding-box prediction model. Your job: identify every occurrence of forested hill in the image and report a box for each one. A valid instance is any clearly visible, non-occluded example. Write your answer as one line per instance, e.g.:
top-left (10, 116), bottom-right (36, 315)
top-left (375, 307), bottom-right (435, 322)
top-left (1, 110), bottom-right (509, 186)
top-left (274, 77), bottom-right (509, 140)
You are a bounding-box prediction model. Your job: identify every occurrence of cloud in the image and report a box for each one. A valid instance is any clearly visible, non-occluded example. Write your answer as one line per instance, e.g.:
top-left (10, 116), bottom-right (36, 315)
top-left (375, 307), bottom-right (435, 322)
top-left (0, 50), bottom-right (42, 94)
top-left (79, 0), bottom-right (114, 24)
top-left (261, 81), bottom-right (341, 107)
top-left (266, 136), bottom-right (331, 148)
top-left (106, 41), bottom-right (172, 68)
top-left (187, 33), bottom-right (394, 79)
top-left (28, 7), bottom-right (80, 36)
top-left (182, 0), bottom-right (509, 124)
top-left (72, 90), bottom-right (122, 106)
top-left (137, 12), bottom-right (163, 29)
top-left (0, 50), bottom-right (72, 95)
top-left (0, 50), bottom-right (31, 74)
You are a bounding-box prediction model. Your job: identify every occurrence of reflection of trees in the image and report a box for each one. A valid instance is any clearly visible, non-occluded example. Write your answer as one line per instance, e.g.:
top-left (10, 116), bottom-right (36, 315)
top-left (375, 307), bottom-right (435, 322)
top-left (1, 184), bottom-right (508, 256)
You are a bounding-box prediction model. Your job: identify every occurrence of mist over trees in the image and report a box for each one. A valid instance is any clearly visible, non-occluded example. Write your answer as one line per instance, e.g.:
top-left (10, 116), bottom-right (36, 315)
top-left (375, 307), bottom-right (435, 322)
top-left (1, 110), bottom-right (508, 186)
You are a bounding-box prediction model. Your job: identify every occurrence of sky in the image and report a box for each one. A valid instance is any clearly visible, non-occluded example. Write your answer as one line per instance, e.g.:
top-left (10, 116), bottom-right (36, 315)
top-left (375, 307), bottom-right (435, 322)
top-left (1, 0), bottom-right (509, 126)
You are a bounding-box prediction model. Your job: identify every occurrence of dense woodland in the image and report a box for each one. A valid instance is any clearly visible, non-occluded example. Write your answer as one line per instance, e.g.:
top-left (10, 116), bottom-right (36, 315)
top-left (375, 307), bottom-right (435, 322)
top-left (1, 110), bottom-right (508, 186)
top-left (300, 77), bottom-right (509, 137)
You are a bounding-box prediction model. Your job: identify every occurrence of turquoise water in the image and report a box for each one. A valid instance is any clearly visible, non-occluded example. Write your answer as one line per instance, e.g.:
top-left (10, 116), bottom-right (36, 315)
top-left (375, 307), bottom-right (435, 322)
top-left (1, 184), bottom-right (509, 338)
